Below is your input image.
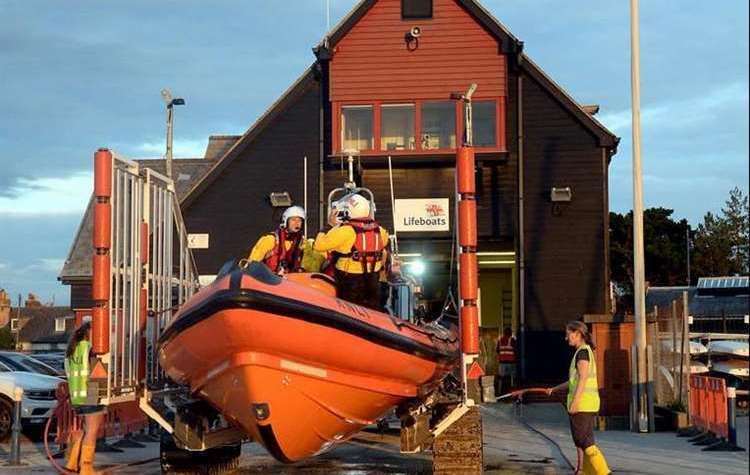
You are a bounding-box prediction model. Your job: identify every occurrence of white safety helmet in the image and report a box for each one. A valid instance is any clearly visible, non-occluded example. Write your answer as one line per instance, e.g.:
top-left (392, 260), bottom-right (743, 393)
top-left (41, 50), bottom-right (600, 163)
top-left (280, 205), bottom-right (306, 227)
top-left (336, 193), bottom-right (372, 220)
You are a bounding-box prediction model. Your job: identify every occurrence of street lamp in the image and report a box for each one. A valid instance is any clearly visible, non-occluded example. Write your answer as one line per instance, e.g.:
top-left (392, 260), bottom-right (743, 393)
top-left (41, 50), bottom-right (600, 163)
top-left (160, 88), bottom-right (185, 180)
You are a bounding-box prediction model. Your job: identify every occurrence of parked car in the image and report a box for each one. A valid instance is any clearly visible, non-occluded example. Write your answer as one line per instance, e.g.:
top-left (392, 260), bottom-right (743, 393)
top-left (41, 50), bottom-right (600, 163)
top-left (30, 352), bottom-right (66, 374)
top-left (0, 351), bottom-right (64, 377)
top-left (0, 366), bottom-right (63, 441)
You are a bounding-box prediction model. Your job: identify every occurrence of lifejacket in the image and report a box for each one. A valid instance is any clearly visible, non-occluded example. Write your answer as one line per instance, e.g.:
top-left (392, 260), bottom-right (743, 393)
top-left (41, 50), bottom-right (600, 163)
top-left (567, 344), bottom-right (600, 412)
top-left (497, 335), bottom-right (516, 363)
top-left (263, 228), bottom-right (304, 273)
top-left (65, 340), bottom-right (90, 406)
top-left (331, 218), bottom-right (386, 274)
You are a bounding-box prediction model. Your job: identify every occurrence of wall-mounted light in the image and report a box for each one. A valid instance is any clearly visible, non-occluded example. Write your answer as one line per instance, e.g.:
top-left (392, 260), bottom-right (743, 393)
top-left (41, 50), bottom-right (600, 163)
top-left (404, 26), bottom-right (421, 51)
top-left (550, 187), bottom-right (573, 202)
top-left (269, 192), bottom-right (292, 207)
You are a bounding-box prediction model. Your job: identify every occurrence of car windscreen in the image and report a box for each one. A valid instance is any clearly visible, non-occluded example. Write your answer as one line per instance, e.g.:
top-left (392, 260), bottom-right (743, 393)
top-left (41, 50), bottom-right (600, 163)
top-left (0, 353), bottom-right (60, 376)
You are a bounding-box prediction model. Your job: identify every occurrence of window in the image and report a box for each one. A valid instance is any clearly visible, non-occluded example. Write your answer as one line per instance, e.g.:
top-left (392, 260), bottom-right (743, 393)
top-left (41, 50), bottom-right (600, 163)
top-left (421, 101), bottom-right (456, 149)
top-left (402, 0), bottom-right (432, 19)
top-left (10, 318), bottom-right (19, 332)
top-left (381, 104), bottom-right (415, 150)
top-left (341, 105), bottom-right (373, 152)
top-left (472, 100), bottom-right (497, 147)
top-left (55, 317), bottom-right (66, 333)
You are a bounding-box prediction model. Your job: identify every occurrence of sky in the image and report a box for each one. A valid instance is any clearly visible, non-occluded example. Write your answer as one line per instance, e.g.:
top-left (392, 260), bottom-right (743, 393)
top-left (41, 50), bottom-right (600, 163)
top-left (0, 0), bottom-right (748, 306)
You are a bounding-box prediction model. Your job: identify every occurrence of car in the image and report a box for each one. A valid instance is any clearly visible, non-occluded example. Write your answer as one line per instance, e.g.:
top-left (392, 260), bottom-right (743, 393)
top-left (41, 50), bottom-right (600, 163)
top-left (30, 352), bottom-right (66, 374)
top-left (0, 367), bottom-right (63, 441)
top-left (0, 351), bottom-right (64, 377)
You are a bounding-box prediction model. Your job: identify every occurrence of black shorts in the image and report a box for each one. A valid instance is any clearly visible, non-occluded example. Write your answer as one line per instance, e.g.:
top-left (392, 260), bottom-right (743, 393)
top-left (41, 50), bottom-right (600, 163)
top-left (569, 412), bottom-right (596, 449)
top-left (73, 405), bottom-right (106, 415)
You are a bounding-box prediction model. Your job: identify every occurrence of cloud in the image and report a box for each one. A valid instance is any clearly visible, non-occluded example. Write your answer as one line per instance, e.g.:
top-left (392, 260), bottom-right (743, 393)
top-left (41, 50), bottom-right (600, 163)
top-left (134, 138), bottom-right (208, 158)
top-left (598, 81), bottom-right (749, 133)
top-left (0, 172), bottom-right (92, 216)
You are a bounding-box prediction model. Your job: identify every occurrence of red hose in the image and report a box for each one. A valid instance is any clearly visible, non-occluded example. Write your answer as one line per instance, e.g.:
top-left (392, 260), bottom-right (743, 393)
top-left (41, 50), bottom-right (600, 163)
top-left (44, 412), bottom-right (77, 475)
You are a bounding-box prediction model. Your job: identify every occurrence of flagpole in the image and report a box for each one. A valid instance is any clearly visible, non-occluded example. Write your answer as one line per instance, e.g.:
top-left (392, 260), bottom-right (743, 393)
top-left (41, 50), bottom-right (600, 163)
top-left (630, 0), bottom-right (650, 432)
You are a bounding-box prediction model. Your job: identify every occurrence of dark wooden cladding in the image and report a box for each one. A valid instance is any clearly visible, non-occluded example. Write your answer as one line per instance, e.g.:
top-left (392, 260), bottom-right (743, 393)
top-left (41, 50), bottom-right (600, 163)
top-left (330, 0), bottom-right (506, 102)
top-left (323, 160), bottom-right (516, 243)
top-left (520, 72), bottom-right (609, 333)
top-left (184, 82), bottom-right (322, 275)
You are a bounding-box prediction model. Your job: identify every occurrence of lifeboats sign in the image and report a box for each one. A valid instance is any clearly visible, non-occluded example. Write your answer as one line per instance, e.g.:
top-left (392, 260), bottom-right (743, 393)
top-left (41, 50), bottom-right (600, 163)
top-left (394, 198), bottom-right (450, 232)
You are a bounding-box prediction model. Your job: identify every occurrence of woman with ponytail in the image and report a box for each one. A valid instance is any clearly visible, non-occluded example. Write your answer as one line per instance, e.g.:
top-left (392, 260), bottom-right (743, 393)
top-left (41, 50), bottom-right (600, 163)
top-left (546, 321), bottom-right (610, 474)
top-left (63, 321), bottom-right (104, 475)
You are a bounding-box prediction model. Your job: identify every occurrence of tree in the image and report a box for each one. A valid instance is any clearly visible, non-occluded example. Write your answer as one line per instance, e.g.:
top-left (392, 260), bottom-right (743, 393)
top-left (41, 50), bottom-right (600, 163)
top-left (609, 208), bottom-right (690, 311)
top-left (723, 187), bottom-right (749, 273)
top-left (692, 188), bottom-right (749, 278)
top-left (0, 326), bottom-right (14, 350)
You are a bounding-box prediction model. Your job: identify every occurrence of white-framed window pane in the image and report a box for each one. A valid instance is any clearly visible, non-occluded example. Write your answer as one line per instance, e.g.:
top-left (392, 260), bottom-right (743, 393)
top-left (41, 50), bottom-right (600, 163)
top-left (473, 100), bottom-right (497, 147)
top-left (381, 104), bottom-right (415, 151)
top-left (421, 102), bottom-right (456, 150)
top-left (55, 317), bottom-right (66, 332)
top-left (341, 105), bottom-right (373, 152)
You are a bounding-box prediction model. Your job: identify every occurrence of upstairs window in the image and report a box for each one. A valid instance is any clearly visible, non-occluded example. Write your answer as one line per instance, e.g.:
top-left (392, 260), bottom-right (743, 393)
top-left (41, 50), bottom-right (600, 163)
top-left (472, 100), bottom-right (497, 147)
top-left (341, 105), bottom-right (373, 152)
top-left (421, 101), bottom-right (456, 150)
top-left (402, 0), bottom-right (432, 19)
top-left (381, 104), bottom-right (415, 151)
top-left (55, 317), bottom-right (67, 333)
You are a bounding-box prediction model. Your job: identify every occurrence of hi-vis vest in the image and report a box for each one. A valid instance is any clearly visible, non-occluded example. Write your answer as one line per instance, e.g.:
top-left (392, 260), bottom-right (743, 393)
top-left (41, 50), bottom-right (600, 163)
top-left (567, 344), bottom-right (600, 412)
top-left (65, 340), bottom-right (90, 406)
top-left (497, 336), bottom-right (516, 363)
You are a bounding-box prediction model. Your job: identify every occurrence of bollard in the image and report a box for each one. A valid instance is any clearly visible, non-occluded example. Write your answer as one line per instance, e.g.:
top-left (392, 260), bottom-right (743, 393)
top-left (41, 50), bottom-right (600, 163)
top-left (6, 386), bottom-right (24, 466)
top-left (727, 387), bottom-right (740, 448)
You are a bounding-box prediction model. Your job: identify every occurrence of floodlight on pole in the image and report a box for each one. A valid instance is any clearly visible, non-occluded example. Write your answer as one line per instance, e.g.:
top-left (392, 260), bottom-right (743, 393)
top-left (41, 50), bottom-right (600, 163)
top-left (161, 88), bottom-right (185, 180)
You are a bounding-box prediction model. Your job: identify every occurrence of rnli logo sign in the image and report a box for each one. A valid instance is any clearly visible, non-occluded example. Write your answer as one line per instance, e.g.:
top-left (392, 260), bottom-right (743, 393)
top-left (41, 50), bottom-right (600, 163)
top-left (394, 198), bottom-right (450, 232)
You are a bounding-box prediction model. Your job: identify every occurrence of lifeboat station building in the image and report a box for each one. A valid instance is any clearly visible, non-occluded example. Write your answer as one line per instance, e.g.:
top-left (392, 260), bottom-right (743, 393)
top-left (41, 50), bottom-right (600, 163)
top-left (61, 0), bottom-right (618, 381)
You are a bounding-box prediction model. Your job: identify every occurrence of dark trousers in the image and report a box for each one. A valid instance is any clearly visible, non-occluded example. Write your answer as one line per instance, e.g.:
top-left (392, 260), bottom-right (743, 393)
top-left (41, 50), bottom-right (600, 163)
top-left (335, 269), bottom-right (381, 310)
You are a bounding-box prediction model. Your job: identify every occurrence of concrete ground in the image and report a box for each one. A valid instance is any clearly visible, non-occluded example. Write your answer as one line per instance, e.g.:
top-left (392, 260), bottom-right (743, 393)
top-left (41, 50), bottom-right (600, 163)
top-left (0, 404), bottom-right (746, 474)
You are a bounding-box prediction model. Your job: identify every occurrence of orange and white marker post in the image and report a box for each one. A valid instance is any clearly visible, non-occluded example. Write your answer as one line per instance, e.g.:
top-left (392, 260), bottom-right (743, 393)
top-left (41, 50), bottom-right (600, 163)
top-left (453, 84), bottom-right (483, 403)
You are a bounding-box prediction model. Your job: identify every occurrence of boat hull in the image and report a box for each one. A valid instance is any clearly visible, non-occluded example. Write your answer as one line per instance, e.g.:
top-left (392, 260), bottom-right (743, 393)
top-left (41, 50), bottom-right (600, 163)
top-left (158, 265), bottom-right (459, 461)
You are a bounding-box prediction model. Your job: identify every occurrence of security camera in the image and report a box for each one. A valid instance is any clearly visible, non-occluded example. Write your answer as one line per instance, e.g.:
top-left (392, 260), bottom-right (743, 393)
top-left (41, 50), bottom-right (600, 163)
top-left (410, 26), bottom-right (421, 38)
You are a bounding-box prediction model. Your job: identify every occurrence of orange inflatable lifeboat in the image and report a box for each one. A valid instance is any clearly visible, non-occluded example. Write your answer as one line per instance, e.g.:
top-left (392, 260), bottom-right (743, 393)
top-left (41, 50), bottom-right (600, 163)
top-left (158, 262), bottom-right (459, 462)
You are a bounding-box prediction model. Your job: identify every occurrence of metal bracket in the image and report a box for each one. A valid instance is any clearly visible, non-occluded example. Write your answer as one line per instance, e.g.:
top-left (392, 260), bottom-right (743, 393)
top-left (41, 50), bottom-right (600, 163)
top-left (138, 392), bottom-right (174, 435)
top-left (431, 403), bottom-right (472, 440)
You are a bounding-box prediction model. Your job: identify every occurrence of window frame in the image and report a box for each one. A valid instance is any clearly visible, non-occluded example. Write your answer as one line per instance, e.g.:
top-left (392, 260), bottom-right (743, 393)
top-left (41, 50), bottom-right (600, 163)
top-left (380, 103), bottom-right (416, 151)
top-left (339, 103), bottom-right (375, 153)
top-left (334, 97), bottom-right (506, 155)
top-left (401, 0), bottom-right (433, 19)
top-left (55, 317), bottom-right (66, 333)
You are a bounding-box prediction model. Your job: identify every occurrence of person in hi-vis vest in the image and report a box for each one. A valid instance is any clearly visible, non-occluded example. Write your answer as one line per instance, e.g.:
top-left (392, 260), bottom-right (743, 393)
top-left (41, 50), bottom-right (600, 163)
top-left (545, 321), bottom-right (611, 475)
top-left (64, 321), bottom-right (106, 475)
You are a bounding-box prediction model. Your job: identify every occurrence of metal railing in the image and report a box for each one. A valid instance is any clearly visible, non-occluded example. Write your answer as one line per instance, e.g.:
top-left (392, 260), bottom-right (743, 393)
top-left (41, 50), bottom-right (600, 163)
top-left (93, 149), bottom-right (198, 405)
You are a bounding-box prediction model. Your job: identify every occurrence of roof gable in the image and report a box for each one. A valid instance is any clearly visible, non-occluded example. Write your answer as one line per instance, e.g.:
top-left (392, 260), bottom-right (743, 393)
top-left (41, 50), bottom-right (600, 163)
top-left (317, 0), bottom-right (617, 149)
top-left (59, 158), bottom-right (213, 282)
